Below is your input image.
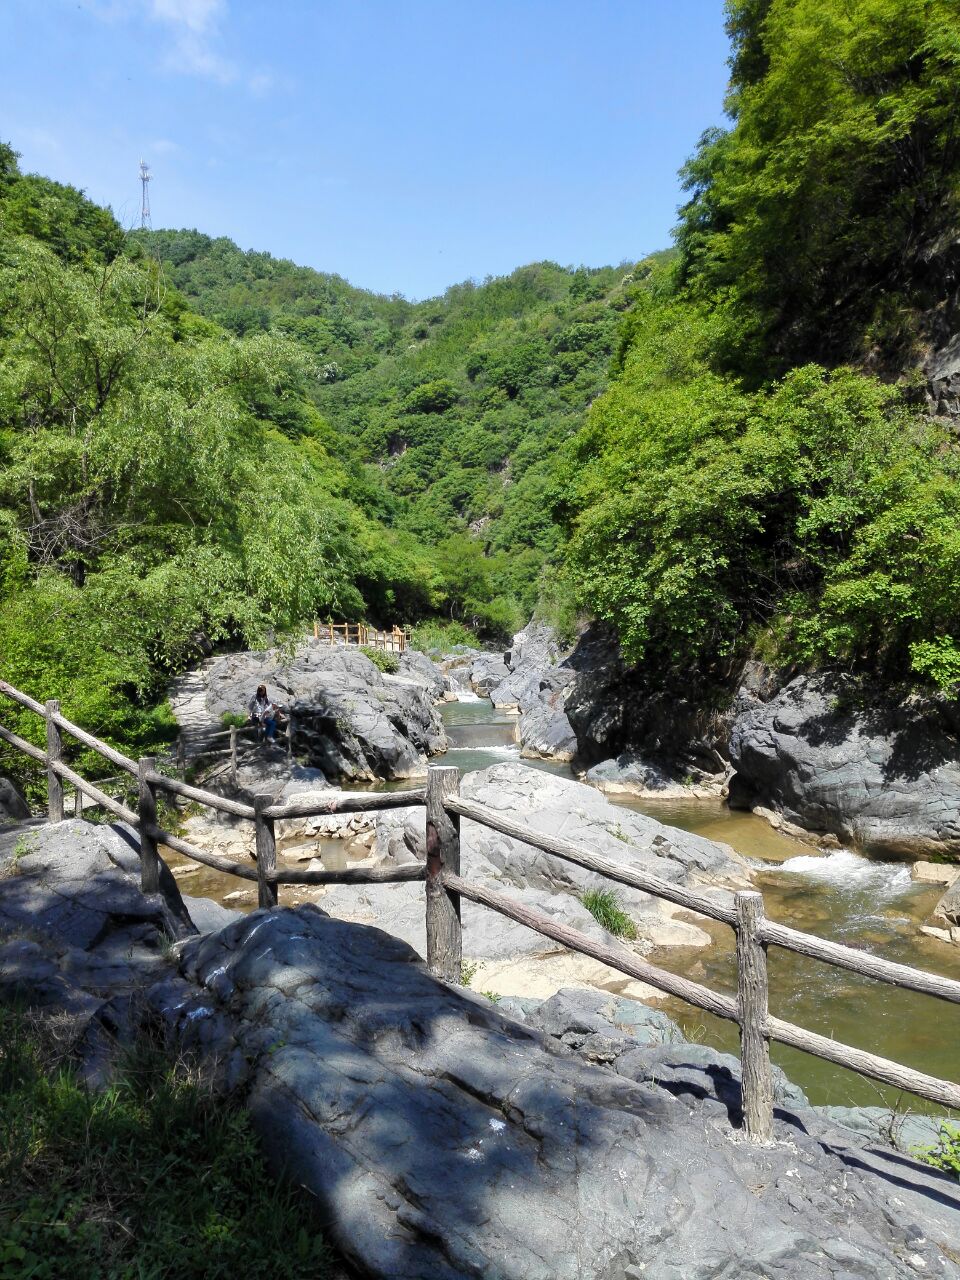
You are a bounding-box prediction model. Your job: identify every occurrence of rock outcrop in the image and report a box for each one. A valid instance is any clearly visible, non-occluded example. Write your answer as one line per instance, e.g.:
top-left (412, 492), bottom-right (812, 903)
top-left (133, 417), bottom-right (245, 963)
top-left (4, 820), bottom-right (960, 1277)
top-left (729, 674), bottom-right (960, 859)
top-left (195, 642), bottom-right (447, 782)
top-left (319, 763), bottom-right (751, 966)
top-left (0, 776), bottom-right (30, 822)
top-left (162, 907), bottom-right (960, 1279)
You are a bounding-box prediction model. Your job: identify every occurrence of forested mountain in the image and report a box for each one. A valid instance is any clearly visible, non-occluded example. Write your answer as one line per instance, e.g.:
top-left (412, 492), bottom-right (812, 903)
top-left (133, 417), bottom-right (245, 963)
top-left (0, 147), bottom-right (636, 760)
top-left (3, 0), bottom-right (959, 771)
top-left (559, 0), bottom-right (960, 699)
top-left (133, 229), bottom-right (642, 632)
top-left (0, 147), bottom-right (435, 757)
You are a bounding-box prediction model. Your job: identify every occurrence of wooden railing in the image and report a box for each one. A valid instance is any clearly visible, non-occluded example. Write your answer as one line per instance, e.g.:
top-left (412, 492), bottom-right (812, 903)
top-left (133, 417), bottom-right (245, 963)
top-left (423, 766), bottom-right (960, 1144)
top-left (2, 680), bottom-right (959, 1145)
top-left (0, 680), bottom-right (425, 909)
top-left (312, 621), bottom-right (408, 653)
top-left (176, 718), bottom-right (295, 779)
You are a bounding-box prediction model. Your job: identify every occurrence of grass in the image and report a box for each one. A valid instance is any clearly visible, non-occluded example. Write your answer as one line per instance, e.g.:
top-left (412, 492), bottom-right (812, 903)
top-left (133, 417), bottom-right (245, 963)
top-left (0, 1007), bottom-right (332, 1279)
top-left (915, 1124), bottom-right (960, 1181)
top-left (581, 888), bottom-right (638, 941)
top-left (359, 646), bottom-right (400, 675)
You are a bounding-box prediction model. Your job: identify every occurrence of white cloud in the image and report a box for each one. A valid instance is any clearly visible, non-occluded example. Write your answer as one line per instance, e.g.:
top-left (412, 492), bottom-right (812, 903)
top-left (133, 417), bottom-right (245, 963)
top-left (150, 0), bottom-right (224, 33)
top-left (81, 0), bottom-right (271, 92)
top-left (150, 138), bottom-right (179, 154)
top-left (150, 0), bottom-right (237, 83)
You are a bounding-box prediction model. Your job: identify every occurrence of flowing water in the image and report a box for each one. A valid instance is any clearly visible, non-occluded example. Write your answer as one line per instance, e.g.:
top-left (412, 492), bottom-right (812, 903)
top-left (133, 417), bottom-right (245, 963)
top-left (440, 699), bottom-right (960, 1111)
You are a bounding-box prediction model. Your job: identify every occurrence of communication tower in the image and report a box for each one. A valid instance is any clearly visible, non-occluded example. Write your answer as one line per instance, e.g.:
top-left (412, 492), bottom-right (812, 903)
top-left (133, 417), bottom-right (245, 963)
top-left (139, 159), bottom-right (152, 229)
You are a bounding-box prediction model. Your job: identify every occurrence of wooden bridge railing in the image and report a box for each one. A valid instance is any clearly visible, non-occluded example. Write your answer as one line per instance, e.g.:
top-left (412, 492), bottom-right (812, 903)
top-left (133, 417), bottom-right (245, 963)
top-left (424, 766), bottom-right (960, 1144)
top-left (3, 680), bottom-right (959, 1145)
top-left (0, 680), bottom-right (426, 911)
top-left (312, 621), bottom-right (408, 653)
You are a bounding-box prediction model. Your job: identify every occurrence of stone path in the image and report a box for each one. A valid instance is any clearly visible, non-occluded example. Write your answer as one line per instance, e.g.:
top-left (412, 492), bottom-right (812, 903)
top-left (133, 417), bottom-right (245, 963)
top-left (167, 662), bottom-right (224, 762)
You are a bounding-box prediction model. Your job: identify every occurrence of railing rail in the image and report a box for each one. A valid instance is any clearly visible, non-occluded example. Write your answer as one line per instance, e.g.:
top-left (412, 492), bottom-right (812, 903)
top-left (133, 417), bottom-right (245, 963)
top-left (0, 679), bottom-right (426, 908)
top-left (312, 620), bottom-right (409, 653)
top-left (3, 679), bottom-right (958, 1144)
top-left (429, 769), bottom-right (960, 1142)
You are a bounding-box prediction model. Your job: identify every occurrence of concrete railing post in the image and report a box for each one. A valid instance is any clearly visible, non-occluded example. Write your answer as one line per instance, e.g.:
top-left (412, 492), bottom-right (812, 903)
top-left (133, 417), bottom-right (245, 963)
top-left (137, 756), bottom-right (161, 894)
top-left (736, 890), bottom-right (774, 1144)
top-left (254, 793), bottom-right (278, 909)
top-left (425, 765), bottom-right (462, 982)
top-left (45, 699), bottom-right (64, 823)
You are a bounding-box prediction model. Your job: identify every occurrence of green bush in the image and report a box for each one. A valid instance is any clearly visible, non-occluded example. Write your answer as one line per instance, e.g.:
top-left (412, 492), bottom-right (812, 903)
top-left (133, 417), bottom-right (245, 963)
top-left (915, 1124), bottom-right (960, 1182)
top-left (559, 293), bottom-right (960, 693)
top-left (409, 619), bottom-right (475, 653)
top-left (581, 888), bottom-right (638, 940)
top-left (359, 646), bottom-right (400, 674)
top-left (0, 1008), bottom-right (331, 1279)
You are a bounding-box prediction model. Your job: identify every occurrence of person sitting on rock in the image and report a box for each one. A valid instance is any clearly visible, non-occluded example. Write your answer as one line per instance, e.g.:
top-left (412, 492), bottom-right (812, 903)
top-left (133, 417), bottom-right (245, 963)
top-left (248, 684), bottom-right (280, 741)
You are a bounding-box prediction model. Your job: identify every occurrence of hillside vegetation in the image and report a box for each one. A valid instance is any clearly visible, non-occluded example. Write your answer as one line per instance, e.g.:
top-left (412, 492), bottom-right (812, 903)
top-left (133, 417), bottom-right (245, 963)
top-left (134, 229), bottom-right (643, 633)
top-left (558, 0), bottom-right (960, 700)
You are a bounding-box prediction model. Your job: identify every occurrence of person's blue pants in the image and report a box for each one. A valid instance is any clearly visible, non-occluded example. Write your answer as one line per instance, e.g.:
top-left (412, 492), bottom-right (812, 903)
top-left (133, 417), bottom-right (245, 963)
top-left (263, 717), bottom-right (277, 740)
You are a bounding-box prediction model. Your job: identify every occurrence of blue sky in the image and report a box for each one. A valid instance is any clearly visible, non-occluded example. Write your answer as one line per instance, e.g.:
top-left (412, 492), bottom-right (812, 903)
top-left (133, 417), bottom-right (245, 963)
top-left (1, 1), bottom-right (732, 299)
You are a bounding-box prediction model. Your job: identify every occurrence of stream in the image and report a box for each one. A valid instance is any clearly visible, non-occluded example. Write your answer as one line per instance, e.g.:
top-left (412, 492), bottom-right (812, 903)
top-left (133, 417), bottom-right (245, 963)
top-left (443, 698), bottom-right (960, 1111)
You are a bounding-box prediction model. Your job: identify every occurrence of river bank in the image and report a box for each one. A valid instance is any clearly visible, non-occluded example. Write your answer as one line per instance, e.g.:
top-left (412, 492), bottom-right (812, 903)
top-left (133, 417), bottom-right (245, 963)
top-left (166, 692), bottom-right (960, 1109)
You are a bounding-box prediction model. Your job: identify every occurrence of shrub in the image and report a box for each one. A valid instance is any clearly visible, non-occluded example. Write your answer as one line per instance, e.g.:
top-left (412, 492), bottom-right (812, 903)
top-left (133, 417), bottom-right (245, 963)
top-left (581, 888), bottom-right (638, 940)
top-left (359, 646), bottom-right (400, 674)
top-left (0, 1008), bottom-right (332, 1278)
top-left (916, 1124), bottom-right (960, 1181)
top-left (409, 619), bottom-right (475, 653)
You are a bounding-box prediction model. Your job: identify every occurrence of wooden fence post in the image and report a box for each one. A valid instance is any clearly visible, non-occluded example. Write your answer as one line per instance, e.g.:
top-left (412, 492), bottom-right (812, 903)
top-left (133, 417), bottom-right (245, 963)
top-left (176, 735), bottom-right (186, 779)
top-left (137, 756), bottom-right (161, 895)
top-left (425, 765), bottom-right (462, 982)
top-left (254, 793), bottom-right (278, 910)
top-left (45, 699), bottom-right (64, 823)
top-left (229, 725), bottom-right (238, 787)
top-left (286, 713), bottom-right (294, 761)
top-left (736, 890), bottom-right (774, 1144)
top-left (313, 620), bottom-right (319, 640)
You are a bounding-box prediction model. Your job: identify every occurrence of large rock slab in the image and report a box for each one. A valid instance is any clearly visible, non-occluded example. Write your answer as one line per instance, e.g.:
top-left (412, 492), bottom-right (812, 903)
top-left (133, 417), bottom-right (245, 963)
top-left (3, 821), bottom-right (960, 1277)
top-left (198, 642), bottom-right (447, 782)
top-left (158, 906), bottom-right (960, 1279)
top-left (729, 674), bottom-right (960, 858)
top-left (0, 776), bottom-right (30, 822)
top-left (0, 819), bottom-right (237, 1082)
top-left (320, 764), bottom-right (751, 965)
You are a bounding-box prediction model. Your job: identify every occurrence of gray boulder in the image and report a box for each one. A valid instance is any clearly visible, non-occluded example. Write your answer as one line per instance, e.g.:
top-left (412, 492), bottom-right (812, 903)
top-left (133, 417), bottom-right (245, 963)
top-left (4, 823), bottom-right (960, 1276)
top-left (586, 752), bottom-right (682, 794)
top-left (321, 764), bottom-right (751, 961)
top-left (0, 776), bottom-right (29, 822)
top-left (0, 819), bottom-right (238, 1084)
top-left (199, 643), bottom-right (447, 782)
top-left (516, 692), bottom-right (577, 761)
top-left (470, 653), bottom-right (510, 696)
top-left (159, 907), bottom-right (960, 1278)
top-left (461, 764), bottom-right (749, 898)
top-left (729, 674), bottom-right (960, 857)
top-left (490, 621), bottom-right (566, 712)
top-left (931, 877), bottom-right (960, 930)
top-left (395, 649), bottom-right (449, 701)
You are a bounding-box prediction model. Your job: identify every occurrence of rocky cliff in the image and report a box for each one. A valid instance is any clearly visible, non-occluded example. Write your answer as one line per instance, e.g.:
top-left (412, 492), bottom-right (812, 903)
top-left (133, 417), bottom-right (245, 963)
top-left (3, 818), bottom-right (960, 1279)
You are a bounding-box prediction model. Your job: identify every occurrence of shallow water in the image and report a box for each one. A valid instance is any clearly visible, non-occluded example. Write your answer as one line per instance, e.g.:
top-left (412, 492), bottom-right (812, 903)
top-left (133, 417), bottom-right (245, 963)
top-left (438, 705), bottom-right (960, 1110)
top-left (440, 698), bottom-right (570, 778)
